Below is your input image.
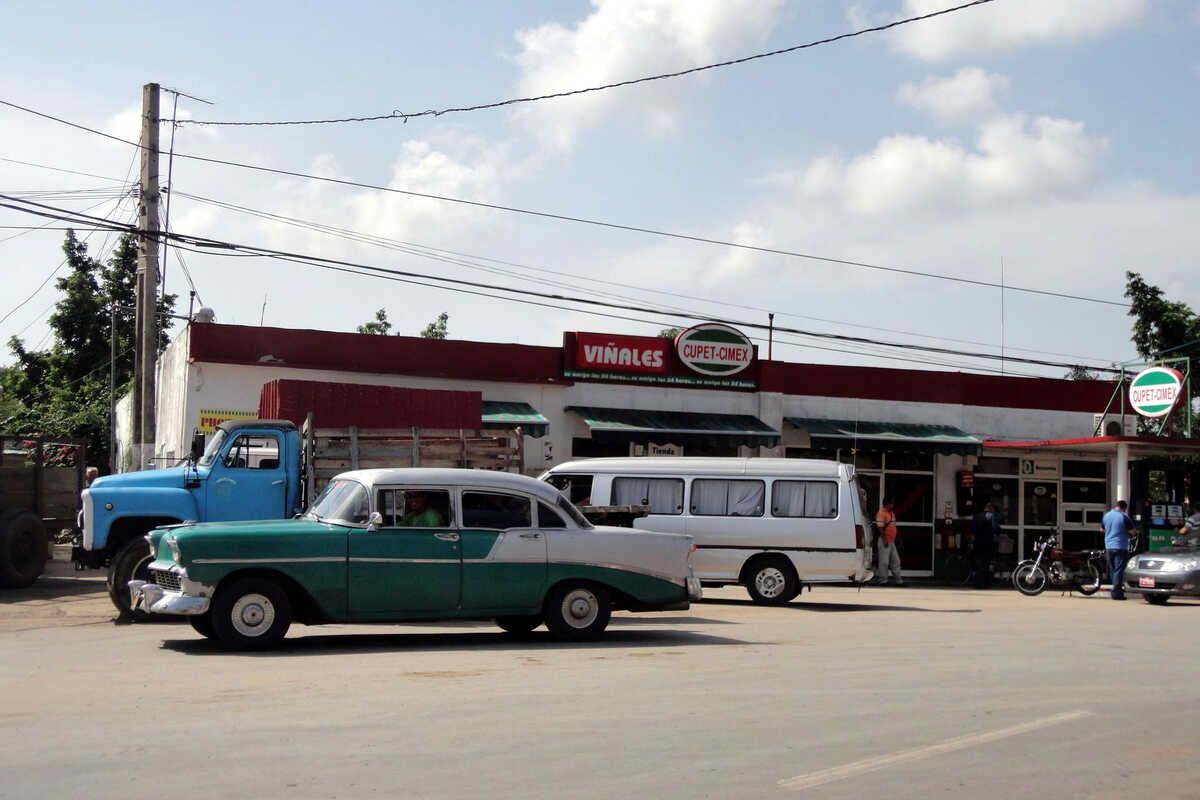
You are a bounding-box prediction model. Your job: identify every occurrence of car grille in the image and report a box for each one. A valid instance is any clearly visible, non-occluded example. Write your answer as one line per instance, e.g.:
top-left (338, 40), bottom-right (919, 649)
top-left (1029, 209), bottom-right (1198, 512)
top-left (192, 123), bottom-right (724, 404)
top-left (152, 569), bottom-right (181, 591)
top-left (1137, 559), bottom-right (1165, 570)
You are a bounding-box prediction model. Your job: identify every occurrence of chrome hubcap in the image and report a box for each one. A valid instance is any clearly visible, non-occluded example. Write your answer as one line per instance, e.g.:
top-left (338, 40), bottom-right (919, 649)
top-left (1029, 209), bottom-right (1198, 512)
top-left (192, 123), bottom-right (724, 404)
top-left (562, 588), bottom-right (599, 629)
top-left (231, 593), bottom-right (275, 637)
top-left (755, 567), bottom-right (786, 598)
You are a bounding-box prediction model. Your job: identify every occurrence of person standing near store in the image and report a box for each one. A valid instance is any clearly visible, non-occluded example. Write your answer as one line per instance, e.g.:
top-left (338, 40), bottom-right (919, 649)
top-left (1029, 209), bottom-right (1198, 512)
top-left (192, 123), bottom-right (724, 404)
top-left (1101, 500), bottom-right (1135, 600)
top-left (873, 496), bottom-right (903, 586)
top-left (970, 502), bottom-right (1000, 589)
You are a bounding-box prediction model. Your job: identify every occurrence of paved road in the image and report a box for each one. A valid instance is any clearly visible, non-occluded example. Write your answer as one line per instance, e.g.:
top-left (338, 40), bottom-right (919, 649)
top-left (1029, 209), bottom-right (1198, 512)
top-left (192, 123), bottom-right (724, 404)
top-left (3, 562), bottom-right (1199, 799)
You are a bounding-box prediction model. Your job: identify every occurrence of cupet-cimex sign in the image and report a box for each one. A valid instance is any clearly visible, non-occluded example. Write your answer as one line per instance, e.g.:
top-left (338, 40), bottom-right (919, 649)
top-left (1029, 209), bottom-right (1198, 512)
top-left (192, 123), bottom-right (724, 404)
top-left (1129, 366), bottom-right (1184, 418)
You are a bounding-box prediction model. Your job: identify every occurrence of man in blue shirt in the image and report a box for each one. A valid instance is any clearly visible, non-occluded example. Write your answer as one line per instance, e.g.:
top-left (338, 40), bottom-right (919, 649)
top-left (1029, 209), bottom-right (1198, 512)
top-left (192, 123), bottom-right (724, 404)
top-left (1101, 500), bottom-right (1135, 600)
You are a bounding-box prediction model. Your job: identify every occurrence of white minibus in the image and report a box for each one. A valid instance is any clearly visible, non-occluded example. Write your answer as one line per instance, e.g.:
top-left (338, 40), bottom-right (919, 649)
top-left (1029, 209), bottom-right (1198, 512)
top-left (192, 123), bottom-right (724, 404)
top-left (541, 457), bottom-right (872, 604)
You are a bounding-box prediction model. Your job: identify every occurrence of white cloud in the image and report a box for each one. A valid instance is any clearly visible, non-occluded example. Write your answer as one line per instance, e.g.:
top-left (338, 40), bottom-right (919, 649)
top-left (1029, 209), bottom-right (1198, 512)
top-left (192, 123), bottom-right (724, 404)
top-left (882, 0), bottom-right (1149, 62)
top-left (896, 67), bottom-right (1009, 124)
top-left (797, 113), bottom-right (1109, 218)
top-left (512, 0), bottom-right (784, 150)
top-left (104, 104), bottom-right (219, 148)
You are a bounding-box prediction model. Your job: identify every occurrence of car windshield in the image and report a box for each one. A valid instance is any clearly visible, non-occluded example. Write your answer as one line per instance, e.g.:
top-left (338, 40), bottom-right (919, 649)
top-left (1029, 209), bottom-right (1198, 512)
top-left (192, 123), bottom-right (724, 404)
top-left (196, 429), bottom-right (229, 467)
top-left (304, 479), bottom-right (370, 525)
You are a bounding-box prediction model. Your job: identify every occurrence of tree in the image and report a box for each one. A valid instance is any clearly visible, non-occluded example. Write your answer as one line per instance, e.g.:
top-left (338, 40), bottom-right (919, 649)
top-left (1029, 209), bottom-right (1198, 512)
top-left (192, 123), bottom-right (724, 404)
top-left (1064, 365), bottom-right (1099, 381)
top-left (420, 312), bottom-right (448, 340)
top-left (357, 308), bottom-right (393, 335)
top-left (2, 231), bottom-right (177, 469)
top-left (1124, 271), bottom-right (1199, 436)
top-left (659, 327), bottom-right (682, 339)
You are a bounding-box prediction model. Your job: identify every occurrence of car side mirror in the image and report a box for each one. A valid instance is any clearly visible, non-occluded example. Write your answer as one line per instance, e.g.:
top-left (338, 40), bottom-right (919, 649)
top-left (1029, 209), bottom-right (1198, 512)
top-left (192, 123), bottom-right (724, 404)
top-left (367, 511), bottom-right (383, 531)
top-left (190, 430), bottom-right (205, 461)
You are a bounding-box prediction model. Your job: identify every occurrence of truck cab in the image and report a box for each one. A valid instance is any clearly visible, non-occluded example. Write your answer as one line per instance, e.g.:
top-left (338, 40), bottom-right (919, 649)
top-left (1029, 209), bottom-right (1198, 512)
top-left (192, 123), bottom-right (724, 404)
top-left (76, 419), bottom-right (301, 616)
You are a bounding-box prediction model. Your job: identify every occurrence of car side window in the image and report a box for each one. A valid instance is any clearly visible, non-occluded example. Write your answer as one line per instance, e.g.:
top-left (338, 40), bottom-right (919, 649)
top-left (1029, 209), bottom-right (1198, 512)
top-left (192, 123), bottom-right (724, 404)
top-left (462, 491), bottom-right (531, 530)
top-left (222, 434), bottom-right (280, 469)
top-left (537, 501), bottom-right (567, 529)
top-left (377, 489), bottom-right (452, 528)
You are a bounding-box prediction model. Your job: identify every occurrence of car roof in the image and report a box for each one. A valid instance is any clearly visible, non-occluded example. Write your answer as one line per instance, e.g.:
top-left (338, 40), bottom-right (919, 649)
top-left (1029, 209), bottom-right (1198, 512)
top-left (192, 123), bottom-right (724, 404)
top-left (544, 456), bottom-right (848, 478)
top-left (217, 418), bottom-right (297, 434)
top-left (335, 468), bottom-right (565, 502)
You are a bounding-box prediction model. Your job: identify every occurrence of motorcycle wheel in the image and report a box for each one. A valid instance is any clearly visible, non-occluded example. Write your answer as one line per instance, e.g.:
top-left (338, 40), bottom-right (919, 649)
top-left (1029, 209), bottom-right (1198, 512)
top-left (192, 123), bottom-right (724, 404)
top-left (1076, 563), bottom-right (1103, 596)
top-left (1012, 563), bottom-right (1048, 596)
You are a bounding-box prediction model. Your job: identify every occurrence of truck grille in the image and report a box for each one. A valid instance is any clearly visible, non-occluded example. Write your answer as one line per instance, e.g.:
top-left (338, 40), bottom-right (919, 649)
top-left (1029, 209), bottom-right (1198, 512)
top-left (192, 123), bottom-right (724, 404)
top-left (152, 569), bottom-right (181, 592)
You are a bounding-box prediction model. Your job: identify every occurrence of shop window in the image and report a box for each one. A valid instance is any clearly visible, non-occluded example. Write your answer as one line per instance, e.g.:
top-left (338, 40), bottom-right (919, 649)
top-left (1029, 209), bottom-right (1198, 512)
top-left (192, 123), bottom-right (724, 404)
top-left (1063, 460), bottom-right (1107, 479)
top-left (838, 450), bottom-right (883, 471)
top-left (976, 457), bottom-right (1018, 475)
top-left (976, 478), bottom-right (1017, 525)
top-left (690, 479), bottom-right (764, 517)
top-left (896, 526), bottom-right (933, 571)
top-left (612, 478), bottom-right (684, 515)
top-left (771, 481), bottom-right (838, 518)
top-left (462, 492), bottom-right (531, 530)
top-left (1023, 482), bottom-right (1058, 527)
top-left (886, 452), bottom-right (934, 472)
top-left (1062, 480), bottom-right (1105, 504)
top-left (885, 474), bottom-right (934, 523)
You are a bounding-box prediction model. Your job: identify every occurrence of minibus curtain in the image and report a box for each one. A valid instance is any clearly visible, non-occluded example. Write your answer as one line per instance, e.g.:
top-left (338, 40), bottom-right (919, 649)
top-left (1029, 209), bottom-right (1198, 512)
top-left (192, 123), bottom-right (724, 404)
top-left (691, 479), bottom-right (764, 516)
top-left (772, 480), bottom-right (838, 518)
top-left (612, 477), bottom-right (684, 514)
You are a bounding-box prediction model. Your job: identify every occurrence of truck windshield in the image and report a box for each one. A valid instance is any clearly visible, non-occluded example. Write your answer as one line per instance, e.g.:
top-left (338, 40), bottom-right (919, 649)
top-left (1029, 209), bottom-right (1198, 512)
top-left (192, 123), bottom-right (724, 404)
top-left (197, 429), bottom-right (229, 467)
top-left (305, 479), bottom-right (370, 525)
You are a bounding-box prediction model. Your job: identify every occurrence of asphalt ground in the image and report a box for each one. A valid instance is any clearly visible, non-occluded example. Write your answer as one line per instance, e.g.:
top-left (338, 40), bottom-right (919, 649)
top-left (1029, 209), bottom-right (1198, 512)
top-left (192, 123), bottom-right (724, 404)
top-left (2, 559), bottom-right (1198, 800)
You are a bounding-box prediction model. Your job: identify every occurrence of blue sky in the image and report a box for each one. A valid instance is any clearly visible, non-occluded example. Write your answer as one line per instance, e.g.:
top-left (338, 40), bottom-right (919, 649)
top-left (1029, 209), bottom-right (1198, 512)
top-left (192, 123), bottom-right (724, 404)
top-left (2, 0), bottom-right (1198, 379)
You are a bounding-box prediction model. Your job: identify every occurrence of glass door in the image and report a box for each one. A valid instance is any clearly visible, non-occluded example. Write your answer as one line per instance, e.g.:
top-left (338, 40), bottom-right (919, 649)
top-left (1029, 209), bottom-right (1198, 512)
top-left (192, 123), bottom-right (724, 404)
top-left (1022, 480), bottom-right (1059, 560)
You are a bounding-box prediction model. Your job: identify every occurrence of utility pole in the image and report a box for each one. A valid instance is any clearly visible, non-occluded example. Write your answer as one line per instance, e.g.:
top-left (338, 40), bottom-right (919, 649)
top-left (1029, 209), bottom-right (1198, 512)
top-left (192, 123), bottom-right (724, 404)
top-left (132, 82), bottom-right (160, 469)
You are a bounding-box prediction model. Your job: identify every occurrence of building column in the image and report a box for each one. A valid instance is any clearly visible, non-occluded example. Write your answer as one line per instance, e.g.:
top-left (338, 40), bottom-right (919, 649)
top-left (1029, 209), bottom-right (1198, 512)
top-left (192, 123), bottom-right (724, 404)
top-left (1115, 441), bottom-right (1130, 503)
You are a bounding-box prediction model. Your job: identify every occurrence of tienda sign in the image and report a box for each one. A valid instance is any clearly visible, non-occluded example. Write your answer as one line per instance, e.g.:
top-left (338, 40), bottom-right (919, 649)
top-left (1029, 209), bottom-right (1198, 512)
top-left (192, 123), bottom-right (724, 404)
top-left (575, 332), bottom-right (667, 374)
top-left (1129, 366), bottom-right (1184, 418)
top-left (675, 324), bottom-right (754, 376)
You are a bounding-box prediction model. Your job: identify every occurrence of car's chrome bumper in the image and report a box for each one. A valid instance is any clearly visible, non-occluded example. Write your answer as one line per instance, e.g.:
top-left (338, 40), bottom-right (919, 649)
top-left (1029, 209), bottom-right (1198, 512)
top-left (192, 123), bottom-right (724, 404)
top-left (686, 575), bottom-right (703, 601)
top-left (128, 579), bottom-right (211, 616)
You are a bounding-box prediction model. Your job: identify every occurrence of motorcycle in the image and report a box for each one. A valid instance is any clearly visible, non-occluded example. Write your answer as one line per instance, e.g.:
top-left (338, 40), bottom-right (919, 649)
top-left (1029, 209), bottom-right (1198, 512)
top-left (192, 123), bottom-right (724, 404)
top-left (1012, 534), bottom-right (1104, 596)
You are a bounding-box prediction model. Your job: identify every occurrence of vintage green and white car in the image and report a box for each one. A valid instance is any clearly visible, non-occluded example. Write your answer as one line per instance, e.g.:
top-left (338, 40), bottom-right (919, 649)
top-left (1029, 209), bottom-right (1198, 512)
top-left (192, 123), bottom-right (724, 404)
top-left (129, 469), bottom-right (701, 649)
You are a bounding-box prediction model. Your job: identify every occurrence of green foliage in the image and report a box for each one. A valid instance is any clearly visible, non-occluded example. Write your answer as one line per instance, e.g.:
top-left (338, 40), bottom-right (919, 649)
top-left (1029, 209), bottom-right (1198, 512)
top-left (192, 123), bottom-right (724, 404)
top-left (357, 308), bottom-right (393, 335)
top-left (659, 327), bottom-right (683, 339)
top-left (1124, 271), bottom-right (1199, 436)
top-left (2, 231), bottom-right (177, 470)
top-left (420, 312), bottom-right (449, 340)
top-left (1064, 365), bottom-right (1099, 381)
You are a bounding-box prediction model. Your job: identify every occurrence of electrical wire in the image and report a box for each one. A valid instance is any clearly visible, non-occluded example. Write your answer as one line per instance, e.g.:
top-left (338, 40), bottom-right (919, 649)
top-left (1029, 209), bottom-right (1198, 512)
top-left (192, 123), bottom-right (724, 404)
top-left (0, 96), bottom-right (1131, 309)
top-left (176, 1), bottom-right (998, 127)
top-left (2, 194), bottom-right (1121, 376)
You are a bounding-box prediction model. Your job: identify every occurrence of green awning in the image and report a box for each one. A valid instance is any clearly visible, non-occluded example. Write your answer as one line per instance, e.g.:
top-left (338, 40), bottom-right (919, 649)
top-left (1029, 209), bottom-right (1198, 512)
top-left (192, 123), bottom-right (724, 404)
top-left (568, 406), bottom-right (780, 447)
top-left (482, 401), bottom-right (549, 438)
top-left (785, 417), bottom-right (981, 455)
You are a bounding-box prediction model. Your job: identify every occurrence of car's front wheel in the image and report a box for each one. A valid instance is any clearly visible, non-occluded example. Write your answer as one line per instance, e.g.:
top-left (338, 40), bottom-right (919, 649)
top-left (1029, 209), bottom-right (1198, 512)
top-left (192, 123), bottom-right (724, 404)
top-left (189, 612), bottom-right (216, 639)
top-left (544, 583), bottom-right (611, 641)
top-left (210, 577), bottom-right (292, 650)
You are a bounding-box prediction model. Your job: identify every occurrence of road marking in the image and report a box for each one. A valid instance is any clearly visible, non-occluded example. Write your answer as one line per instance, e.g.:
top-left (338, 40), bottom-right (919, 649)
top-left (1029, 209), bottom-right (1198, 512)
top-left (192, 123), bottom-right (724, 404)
top-left (778, 710), bottom-right (1093, 792)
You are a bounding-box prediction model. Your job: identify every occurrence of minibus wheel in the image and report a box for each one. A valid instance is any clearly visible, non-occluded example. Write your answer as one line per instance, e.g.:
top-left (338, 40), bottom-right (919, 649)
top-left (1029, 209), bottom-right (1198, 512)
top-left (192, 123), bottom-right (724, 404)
top-left (744, 556), bottom-right (799, 605)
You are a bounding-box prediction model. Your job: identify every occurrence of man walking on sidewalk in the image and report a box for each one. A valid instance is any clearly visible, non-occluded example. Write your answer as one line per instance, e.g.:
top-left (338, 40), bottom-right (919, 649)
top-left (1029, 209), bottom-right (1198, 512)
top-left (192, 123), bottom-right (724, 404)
top-left (874, 496), bottom-right (903, 586)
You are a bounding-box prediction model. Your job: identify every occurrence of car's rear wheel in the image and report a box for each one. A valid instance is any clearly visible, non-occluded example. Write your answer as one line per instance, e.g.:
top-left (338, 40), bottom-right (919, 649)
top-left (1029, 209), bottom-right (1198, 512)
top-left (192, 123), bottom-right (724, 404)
top-left (211, 577), bottom-right (291, 650)
top-left (1143, 593), bottom-right (1169, 605)
top-left (544, 583), bottom-right (611, 641)
top-left (495, 615), bottom-right (541, 636)
top-left (745, 556), bottom-right (799, 605)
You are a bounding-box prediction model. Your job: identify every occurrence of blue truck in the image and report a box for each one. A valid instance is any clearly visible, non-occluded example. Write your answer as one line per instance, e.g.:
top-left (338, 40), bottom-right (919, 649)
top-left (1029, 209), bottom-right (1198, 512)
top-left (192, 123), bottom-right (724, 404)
top-left (75, 417), bottom-right (520, 617)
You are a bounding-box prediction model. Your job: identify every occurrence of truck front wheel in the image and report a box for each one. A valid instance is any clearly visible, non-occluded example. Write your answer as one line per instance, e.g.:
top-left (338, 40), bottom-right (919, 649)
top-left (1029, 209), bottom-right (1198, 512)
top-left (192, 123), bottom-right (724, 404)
top-left (107, 538), bottom-right (153, 620)
top-left (0, 509), bottom-right (48, 589)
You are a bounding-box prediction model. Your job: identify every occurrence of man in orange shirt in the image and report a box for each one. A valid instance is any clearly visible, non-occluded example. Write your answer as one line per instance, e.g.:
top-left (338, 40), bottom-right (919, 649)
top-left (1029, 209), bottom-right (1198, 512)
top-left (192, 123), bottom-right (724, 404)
top-left (873, 496), bottom-right (903, 585)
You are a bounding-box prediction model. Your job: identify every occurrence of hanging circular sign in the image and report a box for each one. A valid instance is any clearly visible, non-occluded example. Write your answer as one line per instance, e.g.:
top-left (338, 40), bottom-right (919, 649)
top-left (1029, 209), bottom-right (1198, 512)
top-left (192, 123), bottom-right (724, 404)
top-left (1128, 366), bottom-right (1184, 418)
top-left (674, 324), bottom-right (755, 376)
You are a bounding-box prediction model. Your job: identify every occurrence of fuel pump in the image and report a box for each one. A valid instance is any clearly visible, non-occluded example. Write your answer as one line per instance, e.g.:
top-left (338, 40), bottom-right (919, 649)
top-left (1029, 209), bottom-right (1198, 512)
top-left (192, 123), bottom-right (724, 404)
top-left (1129, 460), bottom-right (1196, 552)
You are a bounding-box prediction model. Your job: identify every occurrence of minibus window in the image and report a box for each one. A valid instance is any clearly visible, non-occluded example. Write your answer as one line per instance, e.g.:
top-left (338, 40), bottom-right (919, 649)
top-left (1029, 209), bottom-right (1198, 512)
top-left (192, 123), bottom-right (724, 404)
top-left (546, 474), bottom-right (594, 505)
top-left (690, 479), bottom-right (764, 517)
top-left (613, 477), bottom-right (684, 515)
top-left (771, 480), bottom-right (839, 518)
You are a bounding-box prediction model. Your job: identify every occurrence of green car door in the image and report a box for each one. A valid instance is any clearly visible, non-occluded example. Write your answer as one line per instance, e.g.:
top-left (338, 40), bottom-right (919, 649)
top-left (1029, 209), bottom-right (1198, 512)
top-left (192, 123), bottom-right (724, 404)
top-left (459, 490), bottom-right (548, 612)
top-left (348, 487), bottom-right (461, 620)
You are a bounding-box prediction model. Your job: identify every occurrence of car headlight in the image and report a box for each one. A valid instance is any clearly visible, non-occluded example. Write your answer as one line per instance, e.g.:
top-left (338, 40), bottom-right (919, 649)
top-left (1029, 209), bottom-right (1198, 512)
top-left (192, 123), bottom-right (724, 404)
top-left (1184, 559), bottom-right (1200, 571)
top-left (165, 536), bottom-right (182, 562)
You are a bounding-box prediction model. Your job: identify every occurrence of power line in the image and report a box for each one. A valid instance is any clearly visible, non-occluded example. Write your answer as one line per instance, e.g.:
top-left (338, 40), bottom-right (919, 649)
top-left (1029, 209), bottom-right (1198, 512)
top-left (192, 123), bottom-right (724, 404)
top-left (176, 1), bottom-right (998, 127)
top-left (170, 187), bottom-right (1113, 364)
top-left (0, 96), bottom-right (1130, 309)
top-left (0, 156), bottom-right (123, 183)
top-left (3, 194), bottom-right (1122, 376)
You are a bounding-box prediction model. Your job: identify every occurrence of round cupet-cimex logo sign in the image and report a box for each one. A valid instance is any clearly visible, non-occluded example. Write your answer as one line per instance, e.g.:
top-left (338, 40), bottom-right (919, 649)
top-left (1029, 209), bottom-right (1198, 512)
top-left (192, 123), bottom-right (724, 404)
top-left (1128, 366), bottom-right (1184, 418)
top-left (674, 324), bottom-right (754, 376)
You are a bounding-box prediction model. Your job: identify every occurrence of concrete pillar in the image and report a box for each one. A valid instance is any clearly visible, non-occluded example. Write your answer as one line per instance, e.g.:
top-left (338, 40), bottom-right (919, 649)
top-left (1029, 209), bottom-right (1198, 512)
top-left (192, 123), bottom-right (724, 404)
top-left (1115, 441), bottom-right (1130, 503)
